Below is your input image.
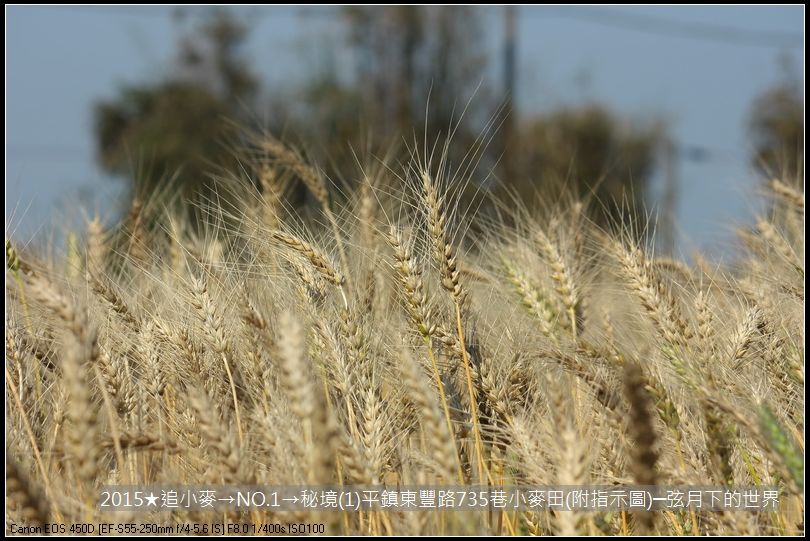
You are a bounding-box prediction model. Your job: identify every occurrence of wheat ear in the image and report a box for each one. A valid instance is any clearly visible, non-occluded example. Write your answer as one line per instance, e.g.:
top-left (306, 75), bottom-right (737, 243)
top-left (189, 274), bottom-right (244, 445)
top-left (421, 171), bottom-right (487, 482)
top-left (623, 362), bottom-right (658, 534)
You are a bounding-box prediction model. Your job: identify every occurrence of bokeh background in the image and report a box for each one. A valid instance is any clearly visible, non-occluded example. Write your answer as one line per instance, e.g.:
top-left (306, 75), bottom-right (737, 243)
top-left (6, 5), bottom-right (804, 259)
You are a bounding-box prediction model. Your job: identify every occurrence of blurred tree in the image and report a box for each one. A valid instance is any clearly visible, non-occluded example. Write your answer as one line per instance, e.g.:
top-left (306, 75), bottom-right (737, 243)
top-left (93, 9), bottom-right (258, 223)
top-left (508, 104), bottom-right (664, 228)
top-left (92, 6), bottom-right (664, 238)
top-left (343, 6), bottom-right (490, 139)
top-left (300, 7), bottom-right (662, 231)
top-left (748, 63), bottom-right (803, 181)
top-left (292, 6), bottom-right (495, 177)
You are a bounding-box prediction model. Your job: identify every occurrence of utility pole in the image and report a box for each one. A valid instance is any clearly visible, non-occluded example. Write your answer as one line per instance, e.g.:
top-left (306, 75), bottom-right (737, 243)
top-left (504, 5), bottom-right (516, 102)
top-left (660, 138), bottom-right (678, 255)
top-left (502, 6), bottom-right (517, 178)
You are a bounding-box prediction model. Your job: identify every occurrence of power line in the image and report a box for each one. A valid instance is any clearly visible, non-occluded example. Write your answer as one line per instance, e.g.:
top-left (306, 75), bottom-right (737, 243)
top-left (22, 6), bottom-right (803, 50)
top-left (297, 6), bottom-right (803, 49)
top-left (6, 143), bottom-right (94, 163)
top-left (675, 143), bottom-right (747, 164)
top-left (22, 5), bottom-right (306, 19)
top-left (23, 5), bottom-right (174, 18)
top-left (529, 6), bottom-right (803, 49)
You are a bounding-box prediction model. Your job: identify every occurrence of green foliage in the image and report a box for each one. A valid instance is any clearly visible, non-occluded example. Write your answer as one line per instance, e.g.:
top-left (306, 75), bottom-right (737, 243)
top-left (93, 9), bottom-right (258, 222)
top-left (92, 7), bottom-right (663, 232)
top-left (341, 6), bottom-right (489, 138)
top-left (749, 78), bottom-right (804, 179)
top-left (299, 7), bottom-right (662, 231)
top-left (756, 404), bottom-right (804, 492)
top-left (95, 82), bottom-right (233, 183)
top-left (508, 104), bottom-right (663, 228)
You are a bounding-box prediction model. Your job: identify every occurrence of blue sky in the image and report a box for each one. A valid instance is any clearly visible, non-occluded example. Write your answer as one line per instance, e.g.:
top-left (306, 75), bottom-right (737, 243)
top-left (6, 5), bottom-right (804, 258)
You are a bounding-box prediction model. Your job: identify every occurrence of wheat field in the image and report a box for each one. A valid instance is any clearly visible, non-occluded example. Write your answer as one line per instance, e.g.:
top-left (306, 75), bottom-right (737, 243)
top-left (5, 135), bottom-right (804, 535)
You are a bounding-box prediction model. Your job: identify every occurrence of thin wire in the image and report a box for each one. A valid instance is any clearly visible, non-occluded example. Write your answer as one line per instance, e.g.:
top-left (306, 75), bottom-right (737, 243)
top-left (21, 5), bottom-right (803, 50)
top-left (521, 6), bottom-right (803, 49)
